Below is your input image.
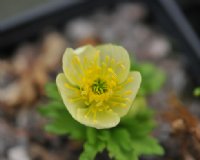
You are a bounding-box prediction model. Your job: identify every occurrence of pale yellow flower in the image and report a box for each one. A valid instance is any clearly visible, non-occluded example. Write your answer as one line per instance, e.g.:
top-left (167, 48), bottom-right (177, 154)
top-left (56, 44), bottom-right (141, 129)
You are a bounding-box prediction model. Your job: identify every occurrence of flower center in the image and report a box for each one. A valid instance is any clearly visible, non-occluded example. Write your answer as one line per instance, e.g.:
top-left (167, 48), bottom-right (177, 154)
top-left (91, 79), bottom-right (107, 95)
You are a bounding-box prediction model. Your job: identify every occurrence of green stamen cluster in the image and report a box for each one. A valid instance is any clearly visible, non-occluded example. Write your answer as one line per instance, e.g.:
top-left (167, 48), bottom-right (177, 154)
top-left (92, 79), bottom-right (107, 94)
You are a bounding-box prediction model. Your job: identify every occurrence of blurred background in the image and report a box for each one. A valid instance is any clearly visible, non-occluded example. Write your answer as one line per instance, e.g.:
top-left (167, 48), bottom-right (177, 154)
top-left (0, 0), bottom-right (200, 160)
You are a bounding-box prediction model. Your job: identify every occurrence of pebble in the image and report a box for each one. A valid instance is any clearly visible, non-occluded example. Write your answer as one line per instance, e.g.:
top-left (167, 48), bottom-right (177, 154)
top-left (114, 2), bottom-right (147, 22)
top-left (0, 120), bottom-right (17, 159)
top-left (0, 62), bottom-right (22, 107)
top-left (187, 100), bottom-right (200, 117)
top-left (145, 35), bottom-right (171, 59)
top-left (66, 19), bottom-right (97, 41)
top-left (39, 32), bottom-right (67, 72)
top-left (12, 44), bottom-right (37, 75)
top-left (8, 146), bottom-right (30, 160)
top-left (160, 58), bottom-right (187, 95)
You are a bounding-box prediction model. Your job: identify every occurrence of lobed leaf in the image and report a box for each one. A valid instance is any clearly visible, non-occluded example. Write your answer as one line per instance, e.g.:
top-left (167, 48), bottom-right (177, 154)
top-left (45, 82), bottom-right (62, 100)
top-left (131, 63), bottom-right (166, 96)
top-left (131, 136), bottom-right (164, 156)
top-left (79, 141), bottom-right (105, 160)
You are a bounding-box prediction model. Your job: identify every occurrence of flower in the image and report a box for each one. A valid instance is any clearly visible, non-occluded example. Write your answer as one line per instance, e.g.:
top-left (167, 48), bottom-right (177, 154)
top-left (56, 44), bottom-right (141, 129)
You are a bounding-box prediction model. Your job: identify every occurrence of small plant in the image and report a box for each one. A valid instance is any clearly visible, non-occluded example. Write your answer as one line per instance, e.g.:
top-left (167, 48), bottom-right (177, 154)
top-left (194, 87), bottom-right (200, 97)
top-left (39, 44), bottom-right (165, 160)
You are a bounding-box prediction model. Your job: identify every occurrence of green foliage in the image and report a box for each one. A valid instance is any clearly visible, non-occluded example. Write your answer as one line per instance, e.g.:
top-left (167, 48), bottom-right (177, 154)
top-left (79, 106), bottom-right (164, 160)
top-left (39, 62), bottom-right (165, 160)
top-left (44, 82), bottom-right (62, 101)
top-left (80, 128), bottom-right (105, 160)
top-left (194, 87), bottom-right (200, 97)
top-left (39, 83), bottom-right (86, 140)
top-left (131, 62), bottom-right (166, 96)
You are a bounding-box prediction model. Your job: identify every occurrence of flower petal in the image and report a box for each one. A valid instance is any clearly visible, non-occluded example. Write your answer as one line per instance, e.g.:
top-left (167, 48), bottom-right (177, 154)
top-left (56, 73), bottom-right (86, 118)
top-left (76, 108), bottom-right (120, 129)
top-left (62, 45), bottom-right (99, 86)
top-left (110, 71), bottom-right (142, 117)
top-left (96, 44), bottom-right (130, 83)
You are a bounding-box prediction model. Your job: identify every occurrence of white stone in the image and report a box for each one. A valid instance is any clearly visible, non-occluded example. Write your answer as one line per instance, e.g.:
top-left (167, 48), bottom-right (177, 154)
top-left (66, 19), bottom-right (97, 41)
top-left (8, 146), bottom-right (30, 160)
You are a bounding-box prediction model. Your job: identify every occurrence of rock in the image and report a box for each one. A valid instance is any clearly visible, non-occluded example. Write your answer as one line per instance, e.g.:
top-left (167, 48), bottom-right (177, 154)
top-left (19, 77), bottom-right (36, 106)
top-left (30, 144), bottom-right (65, 160)
top-left (0, 80), bottom-right (22, 107)
top-left (115, 3), bottom-right (147, 22)
top-left (145, 35), bottom-right (171, 59)
top-left (99, 26), bottom-right (116, 43)
top-left (159, 58), bottom-right (187, 95)
top-left (96, 3), bottom-right (147, 43)
top-left (16, 109), bottom-right (31, 129)
top-left (31, 62), bottom-right (48, 94)
top-left (12, 44), bottom-right (37, 75)
top-left (0, 59), bottom-right (37, 107)
top-left (0, 61), bottom-right (22, 107)
top-left (66, 19), bottom-right (97, 41)
top-left (0, 120), bottom-right (17, 158)
top-left (15, 108), bottom-right (46, 142)
top-left (39, 32), bottom-right (67, 72)
top-left (188, 100), bottom-right (200, 117)
top-left (121, 25), bottom-right (171, 60)
top-left (8, 146), bottom-right (30, 160)
top-left (1, 44), bottom-right (38, 107)
top-left (172, 119), bottom-right (186, 133)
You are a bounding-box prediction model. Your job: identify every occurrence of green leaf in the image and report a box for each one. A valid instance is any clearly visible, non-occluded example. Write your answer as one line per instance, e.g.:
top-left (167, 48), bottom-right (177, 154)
top-left (106, 131), bottom-right (137, 160)
top-left (38, 101), bottom-right (65, 118)
top-left (194, 87), bottom-right (200, 97)
top-left (79, 140), bottom-right (105, 160)
top-left (121, 107), bottom-right (156, 137)
top-left (38, 99), bottom-right (86, 140)
top-left (112, 129), bottom-right (133, 151)
top-left (39, 82), bottom-right (86, 140)
top-left (97, 129), bottom-right (138, 160)
top-left (131, 63), bottom-right (166, 96)
top-left (127, 96), bottom-right (148, 117)
top-left (45, 121), bottom-right (69, 135)
top-left (45, 82), bottom-right (62, 100)
top-left (131, 136), bottom-right (164, 156)
top-left (44, 110), bottom-right (86, 140)
top-left (86, 128), bottom-right (97, 144)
